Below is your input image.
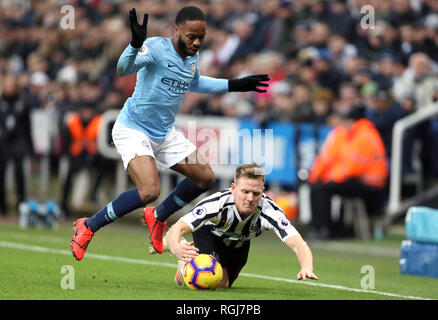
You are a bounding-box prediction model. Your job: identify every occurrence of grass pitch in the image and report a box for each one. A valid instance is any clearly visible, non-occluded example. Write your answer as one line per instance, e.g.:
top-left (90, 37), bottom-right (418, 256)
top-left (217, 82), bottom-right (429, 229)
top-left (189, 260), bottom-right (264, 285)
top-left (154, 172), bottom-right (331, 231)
top-left (0, 217), bottom-right (437, 301)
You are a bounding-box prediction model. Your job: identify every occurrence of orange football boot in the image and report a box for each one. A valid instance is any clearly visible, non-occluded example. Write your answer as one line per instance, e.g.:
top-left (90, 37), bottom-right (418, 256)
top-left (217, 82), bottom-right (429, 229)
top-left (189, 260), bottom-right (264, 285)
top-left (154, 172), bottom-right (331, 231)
top-left (71, 218), bottom-right (95, 261)
top-left (142, 207), bottom-right (167, 254)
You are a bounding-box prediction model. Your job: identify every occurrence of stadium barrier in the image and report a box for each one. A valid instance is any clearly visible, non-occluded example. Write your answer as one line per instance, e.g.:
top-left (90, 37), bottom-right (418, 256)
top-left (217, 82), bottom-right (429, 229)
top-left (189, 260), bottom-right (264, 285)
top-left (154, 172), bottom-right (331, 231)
top-left (387, 102), bottom-right (438, 222)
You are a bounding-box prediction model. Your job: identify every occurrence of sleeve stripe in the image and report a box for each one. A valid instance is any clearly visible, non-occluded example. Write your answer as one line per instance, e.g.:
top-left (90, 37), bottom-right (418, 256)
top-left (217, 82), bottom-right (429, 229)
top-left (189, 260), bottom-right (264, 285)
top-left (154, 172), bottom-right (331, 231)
top-left (215, 207), bottom-right (229, 228)
top-left (266, 199), bottom-right (284, 213)
top-left (191, 211), bottom-right (222, 229)
top-left (191, 190), bottom-right (231, 210)
top-left (260, 212), bottom-right (288, 238)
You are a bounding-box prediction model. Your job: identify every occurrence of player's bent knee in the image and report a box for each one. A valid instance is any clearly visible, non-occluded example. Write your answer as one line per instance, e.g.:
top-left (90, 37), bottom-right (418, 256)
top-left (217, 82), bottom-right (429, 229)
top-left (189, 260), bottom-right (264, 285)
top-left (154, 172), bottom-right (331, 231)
top-left (138, 186), bottom-right (161, 203)
top-left (198, 171), bottom-right (216, 189)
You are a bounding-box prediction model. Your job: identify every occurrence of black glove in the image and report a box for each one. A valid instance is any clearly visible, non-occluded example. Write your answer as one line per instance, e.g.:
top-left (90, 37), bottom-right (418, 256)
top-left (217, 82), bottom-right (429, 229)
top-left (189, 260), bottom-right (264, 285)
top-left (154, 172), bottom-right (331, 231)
top-left (129, 8), bottom-right (148, 49)
top-left (228, 74), bottom-right (270, 92)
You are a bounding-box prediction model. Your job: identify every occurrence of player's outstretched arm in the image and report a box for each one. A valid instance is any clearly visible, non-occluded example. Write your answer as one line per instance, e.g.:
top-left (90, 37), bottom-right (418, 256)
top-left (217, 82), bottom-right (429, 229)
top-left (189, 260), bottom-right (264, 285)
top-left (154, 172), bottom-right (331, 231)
top-left (189, 74), bottom-right (270, 95)
top-left (284, 235), bottom-right (319, 281)
top-left (228, 74), bottom-right (270, 92)
top-left (167, 220), bottom-right (199, 262)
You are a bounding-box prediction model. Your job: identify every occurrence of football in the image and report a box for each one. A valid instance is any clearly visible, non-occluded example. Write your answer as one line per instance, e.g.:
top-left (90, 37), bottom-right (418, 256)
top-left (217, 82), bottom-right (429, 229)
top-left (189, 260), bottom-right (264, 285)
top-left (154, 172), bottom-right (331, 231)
top-left (182, 254), bottom-right (223, 290)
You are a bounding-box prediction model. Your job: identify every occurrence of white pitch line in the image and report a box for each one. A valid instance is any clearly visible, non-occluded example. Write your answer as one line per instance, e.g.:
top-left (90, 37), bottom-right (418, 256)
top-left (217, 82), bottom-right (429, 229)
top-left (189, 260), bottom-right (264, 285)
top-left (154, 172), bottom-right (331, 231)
top-left (239, 273), bottom-right (433, 300)
top-left (0, 240), bottom-right (434, 300)
top-left (0, 241), bottom-right (176, 268)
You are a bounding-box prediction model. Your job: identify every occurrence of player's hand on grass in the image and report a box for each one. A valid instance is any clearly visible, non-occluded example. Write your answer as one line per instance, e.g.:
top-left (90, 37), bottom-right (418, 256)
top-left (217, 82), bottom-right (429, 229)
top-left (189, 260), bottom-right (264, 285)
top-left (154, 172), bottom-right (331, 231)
top-left (129, 8), bottom-right (148, 48)
top-left (228, 74), bottom-right (270, 93)
top-left (173, 241), bottom-right (199, 262)
top-left (297, 268), bottom-right (318, 281)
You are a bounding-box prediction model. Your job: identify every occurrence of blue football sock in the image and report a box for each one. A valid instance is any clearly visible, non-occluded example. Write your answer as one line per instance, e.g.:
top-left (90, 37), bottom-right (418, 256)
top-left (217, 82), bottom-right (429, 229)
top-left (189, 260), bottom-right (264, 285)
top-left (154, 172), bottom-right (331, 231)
top-left (85, 188), bottom-right (144, 233)
top-left (155, 178), bottom-right (209, 222)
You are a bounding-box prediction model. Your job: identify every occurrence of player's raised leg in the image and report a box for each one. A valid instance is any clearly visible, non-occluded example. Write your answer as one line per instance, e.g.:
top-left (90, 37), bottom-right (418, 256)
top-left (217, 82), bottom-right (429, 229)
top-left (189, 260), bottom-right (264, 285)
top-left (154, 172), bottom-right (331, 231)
top-left (143, 150), bottom-right (215, 253)
top-left (71, 155), bottom-right (160, 260)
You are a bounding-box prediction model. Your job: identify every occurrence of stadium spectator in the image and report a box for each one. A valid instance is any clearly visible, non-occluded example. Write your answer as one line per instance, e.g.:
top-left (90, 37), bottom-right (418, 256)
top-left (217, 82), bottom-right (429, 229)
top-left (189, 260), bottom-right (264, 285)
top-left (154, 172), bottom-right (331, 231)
top-left (309, 22), bottom-right (331, 53)
top-left (312, 51), bottom-right (343, 93)
top-left (393, 52), bottom-right (438, 109)
top-left (289, 83), bottom-right (314, 123)
top-left (220, 91), bottom-right (253, 118)
top-left (361, 82), bottom-right (408, 171)
top-left (218, 18), bottom-right (257, 65)
top-left (392, 52), bottom-right (438, 177)
top-left (351, 66), bottom-right (374, 91)
top-left (263, 0), bottom-right (295, 54)
top-left (189, 94), bottom-right (226, 117)
top-left (327, 33), bottom-right (358, 72)
top-left (166, 163), bottom-right (318, 288)
top-left (0, 73), bottom-right (32, 216)
top-left (249, 88), bottom-right (272, 127)
top-left (325, 0), bottom-right (355, 41)
top-left (60, 102), bottom-right (107, 215)
top-left (290, 21), bottom-right (313, 53)
top-left (309, 87), bottom-right (335, 124)
top-left (70, 6), bottom-right (270, 261)
top-left (264, 81), bottom-right (294, 123)
top-left (328, 82), bottom-right (363, 127)
top-left (374, 52), bottom-right (402, 90)
top-left (307, 106), bottom-right (388, 239)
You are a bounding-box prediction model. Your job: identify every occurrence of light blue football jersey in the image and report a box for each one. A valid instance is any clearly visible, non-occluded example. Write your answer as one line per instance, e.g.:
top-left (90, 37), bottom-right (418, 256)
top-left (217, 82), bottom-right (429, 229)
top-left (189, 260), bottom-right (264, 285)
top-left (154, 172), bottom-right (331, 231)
top-left (116, 37), bottom-right (229, 141)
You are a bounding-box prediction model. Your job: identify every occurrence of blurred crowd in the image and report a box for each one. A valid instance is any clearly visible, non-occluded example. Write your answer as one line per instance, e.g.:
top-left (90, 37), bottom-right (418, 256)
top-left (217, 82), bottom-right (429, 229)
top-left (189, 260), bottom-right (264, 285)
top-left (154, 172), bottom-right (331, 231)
top-left (1, 0), bottom-right (438, 216)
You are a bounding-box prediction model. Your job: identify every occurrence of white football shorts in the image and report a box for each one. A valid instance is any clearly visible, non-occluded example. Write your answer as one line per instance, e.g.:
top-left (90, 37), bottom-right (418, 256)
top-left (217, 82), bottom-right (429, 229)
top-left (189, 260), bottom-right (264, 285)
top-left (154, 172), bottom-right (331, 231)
top-left (112, 120), bottom-right (197, 170)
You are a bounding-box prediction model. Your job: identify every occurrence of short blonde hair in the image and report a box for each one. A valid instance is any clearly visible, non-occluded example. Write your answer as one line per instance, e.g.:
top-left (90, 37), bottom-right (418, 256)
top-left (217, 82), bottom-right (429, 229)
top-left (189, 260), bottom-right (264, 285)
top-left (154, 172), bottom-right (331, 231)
top-left (234, 163), bottom-right (265, 183)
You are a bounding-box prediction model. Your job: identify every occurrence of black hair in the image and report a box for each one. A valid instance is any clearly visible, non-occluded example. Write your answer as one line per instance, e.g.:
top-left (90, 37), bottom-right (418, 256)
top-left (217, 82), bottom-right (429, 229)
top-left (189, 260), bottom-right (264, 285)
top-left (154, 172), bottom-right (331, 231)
top-left (338, 106), bottom-right (365, 120)
top-left (175, 6), bottom-right (206, 25)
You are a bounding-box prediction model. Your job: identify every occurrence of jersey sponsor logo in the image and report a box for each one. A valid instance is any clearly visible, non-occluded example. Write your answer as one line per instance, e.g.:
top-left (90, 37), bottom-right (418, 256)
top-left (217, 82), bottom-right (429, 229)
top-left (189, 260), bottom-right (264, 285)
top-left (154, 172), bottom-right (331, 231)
top-left (160, 77), bottom-right (189, 94)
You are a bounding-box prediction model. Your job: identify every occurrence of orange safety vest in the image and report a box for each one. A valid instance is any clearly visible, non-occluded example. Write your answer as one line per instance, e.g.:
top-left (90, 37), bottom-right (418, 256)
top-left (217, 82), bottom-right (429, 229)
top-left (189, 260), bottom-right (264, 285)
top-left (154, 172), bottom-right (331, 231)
top-left (308, 118), bottom-right (388, 188)
top-left (67, 113), bottom-right (103, 156)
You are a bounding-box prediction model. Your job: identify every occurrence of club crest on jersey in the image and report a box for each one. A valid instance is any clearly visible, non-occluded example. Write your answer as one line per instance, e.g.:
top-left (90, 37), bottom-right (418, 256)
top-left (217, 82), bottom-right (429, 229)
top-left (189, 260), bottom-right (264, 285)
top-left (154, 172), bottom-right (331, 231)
top-left (191, 63), bottom-right (196, 76)
top-left (138, 45), bottom-right (149, 55)
top-left (193, 206), bottom-right (207, 218)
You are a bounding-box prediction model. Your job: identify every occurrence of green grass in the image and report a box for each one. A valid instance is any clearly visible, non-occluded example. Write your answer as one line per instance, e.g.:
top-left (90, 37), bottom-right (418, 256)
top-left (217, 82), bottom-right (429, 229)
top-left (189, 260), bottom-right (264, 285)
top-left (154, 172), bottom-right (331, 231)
top-left (0, 219), bottom-right (437, 300)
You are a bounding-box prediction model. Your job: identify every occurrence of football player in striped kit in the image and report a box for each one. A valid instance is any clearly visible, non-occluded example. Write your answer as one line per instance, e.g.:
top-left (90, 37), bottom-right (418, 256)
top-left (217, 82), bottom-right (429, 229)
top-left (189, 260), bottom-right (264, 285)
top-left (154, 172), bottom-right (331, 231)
top-left (167, 163), bottom-right (318, 288)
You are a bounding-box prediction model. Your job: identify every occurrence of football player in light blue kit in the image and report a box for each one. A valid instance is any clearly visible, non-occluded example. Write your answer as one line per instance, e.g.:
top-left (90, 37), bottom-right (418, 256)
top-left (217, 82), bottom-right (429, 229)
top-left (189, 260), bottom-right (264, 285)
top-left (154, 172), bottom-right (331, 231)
top-left (71, 6), bottom-right (270, 260)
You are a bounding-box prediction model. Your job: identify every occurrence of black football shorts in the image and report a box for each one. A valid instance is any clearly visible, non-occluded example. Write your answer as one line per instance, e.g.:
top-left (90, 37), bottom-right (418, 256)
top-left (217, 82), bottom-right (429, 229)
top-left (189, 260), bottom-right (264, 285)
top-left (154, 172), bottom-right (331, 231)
top-left (192, 225), bottom-right (250, 287)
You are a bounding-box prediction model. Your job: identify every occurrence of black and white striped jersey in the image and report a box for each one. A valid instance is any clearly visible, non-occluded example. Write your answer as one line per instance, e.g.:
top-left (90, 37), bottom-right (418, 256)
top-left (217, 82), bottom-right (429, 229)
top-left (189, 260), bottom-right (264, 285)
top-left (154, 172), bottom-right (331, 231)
top-left (180, 188), bottom-right (300, 245)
